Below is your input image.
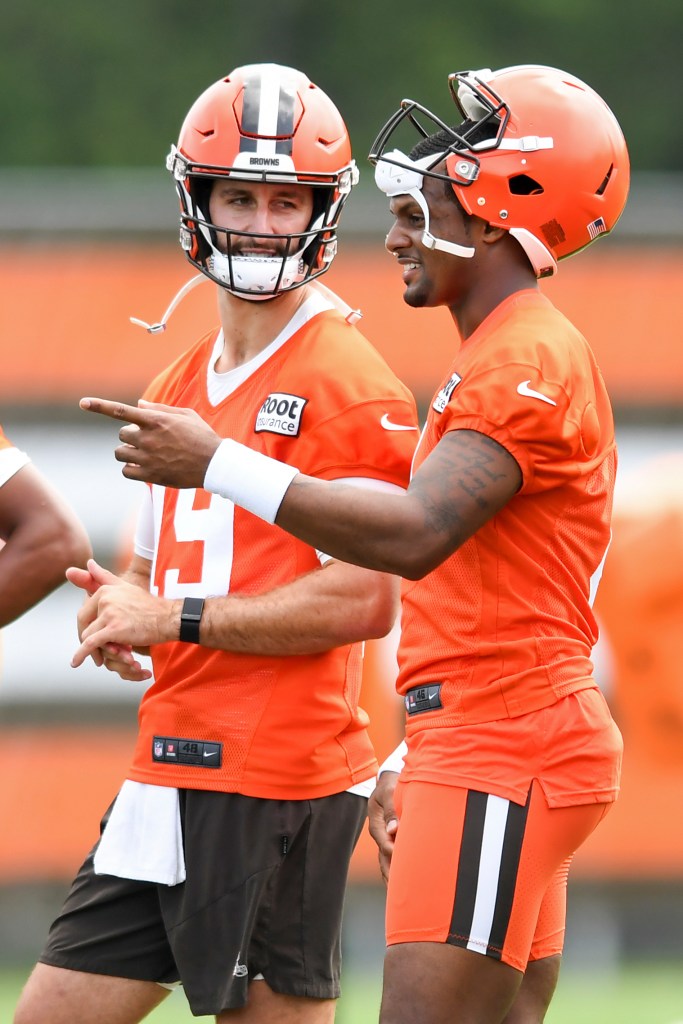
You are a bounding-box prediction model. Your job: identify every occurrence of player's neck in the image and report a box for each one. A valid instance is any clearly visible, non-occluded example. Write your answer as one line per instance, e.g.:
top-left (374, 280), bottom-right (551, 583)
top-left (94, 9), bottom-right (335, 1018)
top-left (215, 285), bottom-right (310, 371)
top-left (450, 262), bottom-right (538, 340)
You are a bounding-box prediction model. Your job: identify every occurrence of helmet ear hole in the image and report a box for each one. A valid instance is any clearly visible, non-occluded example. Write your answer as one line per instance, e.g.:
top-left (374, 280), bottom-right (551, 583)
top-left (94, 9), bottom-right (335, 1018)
top-left (188, 177), bottom-right (215, 264)
top-left (595, 165), bottom-right (614, 196)
top-left (509, 174), bottom-right (543, 196)
top-left (192, 178), bottom-right (213, 215)
top-left (300, 187), bottom-right (335, 269)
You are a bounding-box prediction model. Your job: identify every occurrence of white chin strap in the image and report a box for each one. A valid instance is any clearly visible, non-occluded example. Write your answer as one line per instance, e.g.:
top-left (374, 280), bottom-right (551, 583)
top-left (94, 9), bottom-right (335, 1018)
top-left (410, 187), bottom-right (475, 258)
top-left (130, 273), bottom-right (208, 333)
top-left (375, 150), bottom-right (475, 260)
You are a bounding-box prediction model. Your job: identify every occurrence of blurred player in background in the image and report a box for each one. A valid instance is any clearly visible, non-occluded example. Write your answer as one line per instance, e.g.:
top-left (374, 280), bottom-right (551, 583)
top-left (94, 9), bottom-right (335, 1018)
top-left (14, 63), bottom-right (417, 1024)
top-left (0, 423), bottom-right (90, 631)
top-left (81, 65), bottom-right (630, 1023)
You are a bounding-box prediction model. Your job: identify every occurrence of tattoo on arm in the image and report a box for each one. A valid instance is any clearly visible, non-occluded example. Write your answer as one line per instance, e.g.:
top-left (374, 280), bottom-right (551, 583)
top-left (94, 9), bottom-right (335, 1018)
top-left (412, 431), bottom-right (520, 543)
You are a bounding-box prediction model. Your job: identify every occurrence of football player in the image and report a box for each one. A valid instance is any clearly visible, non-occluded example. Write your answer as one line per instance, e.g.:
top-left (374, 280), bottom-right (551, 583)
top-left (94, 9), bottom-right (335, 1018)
top-left (0, 423), bottom-right (90, 629)
top-left (14, 64), bottom-right (418, 1024)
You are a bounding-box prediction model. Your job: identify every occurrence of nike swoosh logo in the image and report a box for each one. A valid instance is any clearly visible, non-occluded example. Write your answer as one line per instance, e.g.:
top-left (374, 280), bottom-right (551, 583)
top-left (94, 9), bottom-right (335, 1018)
top-left (516, 380), bottom-right (557, 406)
top-left (203, 750), bottom-right (218, 758)
top-left (381, 414), bottom-right (418, 431)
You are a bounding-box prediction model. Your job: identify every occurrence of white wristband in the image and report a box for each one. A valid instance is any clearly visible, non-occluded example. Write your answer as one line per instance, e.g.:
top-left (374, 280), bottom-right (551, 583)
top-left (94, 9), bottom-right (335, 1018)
top-left (204, 439), bottom-right (299, 525)
top-left (378, 740), bottom-right (407, 776)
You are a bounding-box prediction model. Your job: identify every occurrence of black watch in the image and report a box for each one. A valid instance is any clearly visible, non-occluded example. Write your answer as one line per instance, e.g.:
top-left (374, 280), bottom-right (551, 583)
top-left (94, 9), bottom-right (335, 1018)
top-left (179, 597), bottom-right (205, 644)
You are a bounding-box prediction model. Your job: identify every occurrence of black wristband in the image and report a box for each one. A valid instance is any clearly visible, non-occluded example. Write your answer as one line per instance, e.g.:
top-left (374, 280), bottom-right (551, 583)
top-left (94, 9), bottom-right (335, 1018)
top-left (179, 597), bottom-right (205, 644)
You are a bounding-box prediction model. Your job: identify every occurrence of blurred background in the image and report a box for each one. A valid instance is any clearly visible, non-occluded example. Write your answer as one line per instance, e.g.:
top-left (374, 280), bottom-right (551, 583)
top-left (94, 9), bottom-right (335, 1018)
top-left (1, 3), bottom-right (683, 1021)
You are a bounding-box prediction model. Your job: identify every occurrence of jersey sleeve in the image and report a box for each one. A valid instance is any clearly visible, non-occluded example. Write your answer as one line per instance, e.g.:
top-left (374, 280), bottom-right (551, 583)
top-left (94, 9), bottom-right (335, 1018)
top-left (439, 327), bottom-right (611, 494)
top-left (133, 487), bottom-right (155, 561)
top-left (286, 324), bottom-right (419, 488)
top-left (297, 395), bottom-right (418, 488)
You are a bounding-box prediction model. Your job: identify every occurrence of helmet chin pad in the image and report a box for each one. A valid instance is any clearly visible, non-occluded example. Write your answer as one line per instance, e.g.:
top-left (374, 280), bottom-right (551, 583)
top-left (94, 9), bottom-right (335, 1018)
top-left (208, 249), bottom-right (306, 299)
top-left (508, 227), bottom-right (557, 278)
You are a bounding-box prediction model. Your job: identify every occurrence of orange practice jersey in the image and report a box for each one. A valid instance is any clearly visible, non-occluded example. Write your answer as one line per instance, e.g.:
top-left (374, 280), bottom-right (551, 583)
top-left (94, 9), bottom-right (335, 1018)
top-left (397, 291), bottom-right (619, 802)
top-left (128, 305), bottom-right (418, 799)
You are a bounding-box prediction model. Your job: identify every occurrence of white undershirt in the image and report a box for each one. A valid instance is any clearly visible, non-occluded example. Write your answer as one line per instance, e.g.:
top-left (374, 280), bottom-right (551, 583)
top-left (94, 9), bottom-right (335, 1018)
top-left (0, 446), bottom-right (30, 487)
top-left (207, 289), bottom-right (332, 406)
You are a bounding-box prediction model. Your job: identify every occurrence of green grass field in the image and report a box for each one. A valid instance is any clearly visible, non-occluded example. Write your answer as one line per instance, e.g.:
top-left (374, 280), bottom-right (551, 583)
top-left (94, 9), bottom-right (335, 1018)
top-left (3, 964), bottom-right (683, 1022)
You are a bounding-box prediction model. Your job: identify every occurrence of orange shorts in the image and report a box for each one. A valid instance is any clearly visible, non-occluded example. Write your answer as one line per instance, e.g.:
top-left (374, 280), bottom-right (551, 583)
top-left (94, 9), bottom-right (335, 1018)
top-left (386, 779), bottom-right (611, 972)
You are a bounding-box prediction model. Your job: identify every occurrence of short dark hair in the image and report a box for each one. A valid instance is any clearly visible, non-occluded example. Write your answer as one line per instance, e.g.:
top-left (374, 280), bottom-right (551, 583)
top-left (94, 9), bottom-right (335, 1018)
top-left (408, 118), bottom-right (496, 213)
top-left (409, 117), bottom-right (495, 162)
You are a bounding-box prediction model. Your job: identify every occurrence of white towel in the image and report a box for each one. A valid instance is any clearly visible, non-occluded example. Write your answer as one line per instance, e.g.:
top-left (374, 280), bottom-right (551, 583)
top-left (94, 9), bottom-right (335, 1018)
top-left (93, 780), bottom-right (186, 885)
top-left (347, 776), bottom-right (377, 799)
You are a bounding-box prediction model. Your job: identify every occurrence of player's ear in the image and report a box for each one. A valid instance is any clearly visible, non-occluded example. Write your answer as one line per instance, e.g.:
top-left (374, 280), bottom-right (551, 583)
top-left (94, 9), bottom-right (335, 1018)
top-left (480, 222), bottom-right (508, 245)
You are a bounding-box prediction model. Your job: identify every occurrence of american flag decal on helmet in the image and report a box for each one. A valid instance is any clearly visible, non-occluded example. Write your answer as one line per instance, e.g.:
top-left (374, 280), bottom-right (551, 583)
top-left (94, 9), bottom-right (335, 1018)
top-left (587, 217), bottom-right (607, 239)
top-left (239, 65), bottom-right (296, 156)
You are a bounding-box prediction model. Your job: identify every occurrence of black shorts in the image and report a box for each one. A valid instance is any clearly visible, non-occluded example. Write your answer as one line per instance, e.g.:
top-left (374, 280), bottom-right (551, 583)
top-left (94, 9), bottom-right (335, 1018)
top-left (40, 788), bottom-right (367, 1016)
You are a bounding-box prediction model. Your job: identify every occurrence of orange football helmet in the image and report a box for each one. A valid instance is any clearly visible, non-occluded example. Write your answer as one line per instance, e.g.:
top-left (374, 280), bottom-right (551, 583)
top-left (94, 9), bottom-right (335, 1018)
top-left (167, 63), bottom-right (358, 298)
top-left (370, 65), bottom-right (630, 277)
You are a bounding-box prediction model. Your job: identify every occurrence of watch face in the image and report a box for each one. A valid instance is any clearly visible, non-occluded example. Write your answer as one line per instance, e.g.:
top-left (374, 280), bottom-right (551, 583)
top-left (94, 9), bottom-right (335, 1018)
top-left (179, 597), bottom-right (205, 643)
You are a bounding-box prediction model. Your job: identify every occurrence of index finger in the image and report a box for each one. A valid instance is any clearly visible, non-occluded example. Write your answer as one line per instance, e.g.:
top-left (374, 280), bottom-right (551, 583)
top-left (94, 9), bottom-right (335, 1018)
top-left (79, 397), bottom-right (152, 425)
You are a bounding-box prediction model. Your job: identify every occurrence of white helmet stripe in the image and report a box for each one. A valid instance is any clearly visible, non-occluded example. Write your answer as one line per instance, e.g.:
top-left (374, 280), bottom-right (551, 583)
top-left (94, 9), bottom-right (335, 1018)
top-left (255, 66), bottom-right (282, 154)
top-left (239, 64), bottom-right (296, 157)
